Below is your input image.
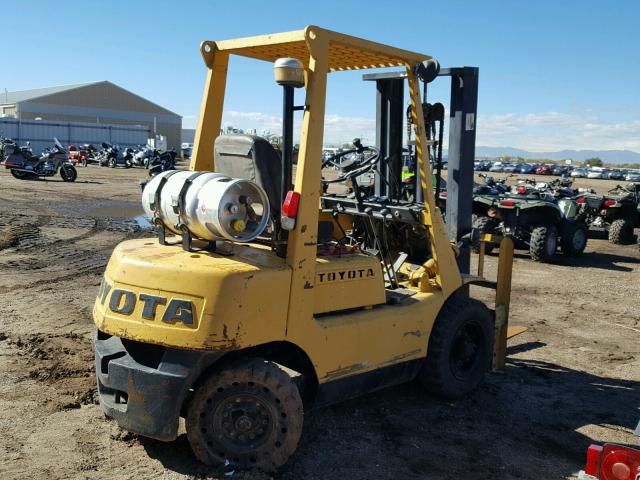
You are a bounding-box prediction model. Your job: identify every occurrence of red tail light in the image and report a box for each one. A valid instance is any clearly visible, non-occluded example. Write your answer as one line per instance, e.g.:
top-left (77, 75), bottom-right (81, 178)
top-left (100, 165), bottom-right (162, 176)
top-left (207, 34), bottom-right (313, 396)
top-left (599, 444), bottom-right (640, 480)
top-left (516, 186), bottom-right (527, 194)
top-left (500, 200), bottom-right (516, 207)
top-left (603, 199), bottom-right (618, 207)
top-left (576, 197), bottom-right (586, 204)
top-left (281, 191), bottom-right (300, 230)
top-left (439, 191), bottom-right (447, 198)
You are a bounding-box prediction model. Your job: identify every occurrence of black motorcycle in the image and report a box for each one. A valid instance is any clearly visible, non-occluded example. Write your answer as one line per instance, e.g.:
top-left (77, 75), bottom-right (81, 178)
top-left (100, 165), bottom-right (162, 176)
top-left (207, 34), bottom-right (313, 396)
top-left (97, 143), bottom-right (133, 168)
top-left (148, 150), bottom-right (177, 177)
top-left (2, 138), bottom-right (77, 182)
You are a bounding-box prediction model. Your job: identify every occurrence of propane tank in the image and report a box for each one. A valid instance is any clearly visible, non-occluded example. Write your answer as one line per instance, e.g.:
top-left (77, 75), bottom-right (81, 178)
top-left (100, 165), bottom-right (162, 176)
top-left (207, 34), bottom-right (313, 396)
top-left (142, 170), bottom-right (270, 243)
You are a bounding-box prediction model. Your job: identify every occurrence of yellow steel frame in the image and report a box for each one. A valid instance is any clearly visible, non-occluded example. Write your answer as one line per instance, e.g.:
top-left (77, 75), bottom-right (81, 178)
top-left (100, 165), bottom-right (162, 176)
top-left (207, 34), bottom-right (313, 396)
top-left (190, 25), bottom-right (461, 314)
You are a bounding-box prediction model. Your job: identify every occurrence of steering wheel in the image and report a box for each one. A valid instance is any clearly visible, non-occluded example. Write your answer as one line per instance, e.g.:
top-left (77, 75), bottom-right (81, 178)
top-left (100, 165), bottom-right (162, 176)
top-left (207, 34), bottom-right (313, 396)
top-left (321, 138), bottom-right (380, 184)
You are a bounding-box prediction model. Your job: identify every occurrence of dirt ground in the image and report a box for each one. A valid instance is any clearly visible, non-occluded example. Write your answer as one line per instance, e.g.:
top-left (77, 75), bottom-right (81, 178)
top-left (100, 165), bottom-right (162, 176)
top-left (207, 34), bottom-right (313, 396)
top-left (0, 165), bottom-right (638, 480)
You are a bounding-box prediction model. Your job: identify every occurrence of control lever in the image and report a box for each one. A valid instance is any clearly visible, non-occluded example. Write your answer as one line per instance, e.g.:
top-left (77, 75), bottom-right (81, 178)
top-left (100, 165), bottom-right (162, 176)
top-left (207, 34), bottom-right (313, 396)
top-left (457, 232), bottom-right (473, 250)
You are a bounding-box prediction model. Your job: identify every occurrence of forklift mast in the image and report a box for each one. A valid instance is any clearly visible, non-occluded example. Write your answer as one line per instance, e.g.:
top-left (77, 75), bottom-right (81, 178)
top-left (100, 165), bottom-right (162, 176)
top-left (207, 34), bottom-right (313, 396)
top-left (363, 67), bottom-right (479, 274)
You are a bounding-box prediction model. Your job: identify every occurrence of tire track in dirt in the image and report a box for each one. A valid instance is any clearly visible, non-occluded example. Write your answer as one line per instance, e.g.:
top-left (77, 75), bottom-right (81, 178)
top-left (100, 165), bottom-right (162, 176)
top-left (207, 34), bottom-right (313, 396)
top-left (1, 332), bottom-right (97, 412)
top-left (0, 211), bottom-right (145, 284)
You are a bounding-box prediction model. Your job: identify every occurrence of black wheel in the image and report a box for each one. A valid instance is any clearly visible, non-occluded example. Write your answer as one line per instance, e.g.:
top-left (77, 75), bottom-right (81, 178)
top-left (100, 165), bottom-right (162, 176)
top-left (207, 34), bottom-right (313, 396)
top-left (471, 216), bottom-right (498, 254)
top-left (10, 169), bottom-right (34, 180)
top-left (608, 218), bottom-right (634, 245)
top-left (529, 224), bottom-right (558, 262)
top-left (186, 359), bottom-right (303, 471)
top-left (124, 159), bottom-right (133, 169)
top-left (60, 165), bottom-right (77, 182)
top-left (418, 296), bottom-right (493, 399)
top-left (108, 158), bottom-right (116, 168)
top-left (561, 221), bottom-right (588, 257)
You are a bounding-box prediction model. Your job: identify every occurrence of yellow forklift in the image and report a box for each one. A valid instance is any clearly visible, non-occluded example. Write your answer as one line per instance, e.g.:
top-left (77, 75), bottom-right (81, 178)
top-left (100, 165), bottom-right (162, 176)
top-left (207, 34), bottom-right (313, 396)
top-left (93, 26), bottom-right (519, 471)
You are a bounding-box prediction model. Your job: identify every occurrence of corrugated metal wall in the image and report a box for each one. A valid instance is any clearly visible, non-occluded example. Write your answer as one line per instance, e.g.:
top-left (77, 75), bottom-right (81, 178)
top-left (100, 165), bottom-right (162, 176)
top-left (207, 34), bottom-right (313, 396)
top-left (0, 118), bottom-right (149, 154)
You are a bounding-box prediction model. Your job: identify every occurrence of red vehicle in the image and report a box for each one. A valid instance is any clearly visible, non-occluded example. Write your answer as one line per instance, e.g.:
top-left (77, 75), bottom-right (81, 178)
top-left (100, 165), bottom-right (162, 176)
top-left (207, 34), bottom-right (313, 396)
top-left (536, 165), bottom-right (553, 175)
top-left (67, 144), bottom-right (96, 167)
top-left (68, 145), bottom-right (87, 166)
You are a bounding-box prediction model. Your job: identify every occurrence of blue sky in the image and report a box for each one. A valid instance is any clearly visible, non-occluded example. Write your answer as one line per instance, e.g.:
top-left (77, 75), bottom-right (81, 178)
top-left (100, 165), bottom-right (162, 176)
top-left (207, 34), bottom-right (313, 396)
top-left (3, 0), bottom-right (639, 151)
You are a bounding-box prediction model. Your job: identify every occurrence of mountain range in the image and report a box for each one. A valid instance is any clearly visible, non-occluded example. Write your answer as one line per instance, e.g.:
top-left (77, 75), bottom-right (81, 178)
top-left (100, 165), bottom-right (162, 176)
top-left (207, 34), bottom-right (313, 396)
top-left (474, 147), bottom-right (640, 164)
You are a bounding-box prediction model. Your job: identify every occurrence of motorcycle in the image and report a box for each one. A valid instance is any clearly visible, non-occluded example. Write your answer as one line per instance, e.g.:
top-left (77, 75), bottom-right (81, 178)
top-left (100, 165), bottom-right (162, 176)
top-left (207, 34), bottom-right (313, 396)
top-left (2, 138), bottom-right (77, 182)
top-left (68, 143), bottom-right (98, 167)
top-left (148, 150), bottom-right (177, 177)
top-left (98, 143), bottom-right (133, 168)
top-left (0, 136), bottom-right (16, 162)
top-left (474, 173), bottom-right (511, 195)
top-left (132, 146), bottom-right (160, 168)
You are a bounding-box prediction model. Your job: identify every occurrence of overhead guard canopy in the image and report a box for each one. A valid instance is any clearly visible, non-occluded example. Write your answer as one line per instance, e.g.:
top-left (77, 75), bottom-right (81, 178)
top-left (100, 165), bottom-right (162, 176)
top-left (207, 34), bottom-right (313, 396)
top-left (200, 26), bottom-right (432, 72)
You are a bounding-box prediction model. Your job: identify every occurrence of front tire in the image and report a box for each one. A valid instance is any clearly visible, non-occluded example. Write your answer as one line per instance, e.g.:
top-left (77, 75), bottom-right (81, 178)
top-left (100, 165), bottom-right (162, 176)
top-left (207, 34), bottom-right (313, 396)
top-left (561, 221), bottom-right (588, 257)
top-left (108, 158), bottom-right (116, 168)
top-left (608, 218), bottom-right (634, 245)
top-left (60, 165), bottom-right (77, 182)
top-left (186, 359), bottom-right (303, 471)
top-left (529, 224), bottom-right (558, 262)
top-left (418, 296), bottom-right (493, 399)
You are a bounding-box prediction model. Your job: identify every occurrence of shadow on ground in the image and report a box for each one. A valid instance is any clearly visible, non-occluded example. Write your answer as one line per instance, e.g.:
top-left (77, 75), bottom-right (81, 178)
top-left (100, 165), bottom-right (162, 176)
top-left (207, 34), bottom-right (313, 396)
top-left (506, 249), bottom-right (639, 272)
top-left (141, 356), bottom-right (639, 480)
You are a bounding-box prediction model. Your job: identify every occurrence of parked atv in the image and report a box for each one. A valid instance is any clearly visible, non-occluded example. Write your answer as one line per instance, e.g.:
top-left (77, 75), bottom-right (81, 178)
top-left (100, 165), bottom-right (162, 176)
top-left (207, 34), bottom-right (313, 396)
top-left (575, 183), bottom-right (640, 244)
top-left (473, 188), bottom-right (587, 262)
top-left (1, 138), bottom-right (77, 182)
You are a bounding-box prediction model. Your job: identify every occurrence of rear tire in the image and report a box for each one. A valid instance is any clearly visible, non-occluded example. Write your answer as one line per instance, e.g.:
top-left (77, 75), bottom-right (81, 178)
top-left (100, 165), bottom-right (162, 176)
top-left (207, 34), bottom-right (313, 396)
top-left (529, 224), bottom-right (558, 262)
top-left (418, 296), bottom-right (493, 399)
top-left (186, 359), bottom-right (303, 471)
top-left (108, 158), bottom-right (116, 168)
top-left (471, 216), bottom-right (497, 254)
top-left (608, 218), bottom-right (634, 245)
top-left (560, 221), bottom-right (588, 257)
top-left (10, 169), bottom-right (34, 180)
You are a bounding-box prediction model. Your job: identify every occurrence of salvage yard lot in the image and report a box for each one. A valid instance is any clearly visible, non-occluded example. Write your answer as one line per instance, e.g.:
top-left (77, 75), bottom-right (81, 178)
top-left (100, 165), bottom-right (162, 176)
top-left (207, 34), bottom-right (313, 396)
top-left (0, 166), bottom-right (638, 480)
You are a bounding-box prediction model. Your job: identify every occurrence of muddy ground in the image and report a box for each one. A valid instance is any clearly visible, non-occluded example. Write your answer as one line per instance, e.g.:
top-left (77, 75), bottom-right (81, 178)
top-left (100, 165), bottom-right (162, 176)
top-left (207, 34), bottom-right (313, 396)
top-left (0, 165), bottom-right (638, 480)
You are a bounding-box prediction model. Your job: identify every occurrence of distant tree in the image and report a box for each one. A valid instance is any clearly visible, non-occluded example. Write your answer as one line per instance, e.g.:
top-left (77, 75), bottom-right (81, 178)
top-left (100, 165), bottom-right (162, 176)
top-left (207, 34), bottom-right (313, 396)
top-left (516, 156), bottom-right (525, 163)
top-left (584, 157), bottom-right (603, 167)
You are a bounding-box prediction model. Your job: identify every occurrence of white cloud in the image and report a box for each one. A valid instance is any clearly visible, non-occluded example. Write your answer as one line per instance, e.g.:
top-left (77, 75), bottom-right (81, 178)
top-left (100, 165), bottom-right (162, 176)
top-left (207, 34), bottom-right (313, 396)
top-left (221, 110), bottom-right (375, 146)
top-left (185, 109), bottom-right (640, 152)
top-left (478, 112), bottom-right (640, 151)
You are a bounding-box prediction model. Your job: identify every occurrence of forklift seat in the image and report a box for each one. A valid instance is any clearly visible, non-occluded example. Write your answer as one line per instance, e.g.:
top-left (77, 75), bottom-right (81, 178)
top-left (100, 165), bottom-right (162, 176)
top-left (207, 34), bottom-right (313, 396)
top-left (214, 135), bottom-right (282, 217)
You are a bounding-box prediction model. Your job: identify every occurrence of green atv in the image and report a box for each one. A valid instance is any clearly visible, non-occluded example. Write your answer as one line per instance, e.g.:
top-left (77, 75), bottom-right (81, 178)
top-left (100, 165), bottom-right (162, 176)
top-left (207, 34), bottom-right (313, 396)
top-left (472, 191), bottom-right (588, 262)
